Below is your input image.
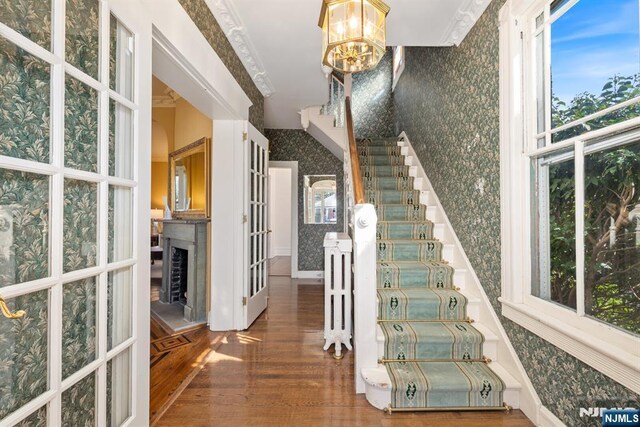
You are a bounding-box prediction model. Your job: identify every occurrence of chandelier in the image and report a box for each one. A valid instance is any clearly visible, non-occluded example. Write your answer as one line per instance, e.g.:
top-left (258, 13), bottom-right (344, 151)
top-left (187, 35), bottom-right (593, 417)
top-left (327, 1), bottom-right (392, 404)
top-left (319, 0), bottom-right (390, 73)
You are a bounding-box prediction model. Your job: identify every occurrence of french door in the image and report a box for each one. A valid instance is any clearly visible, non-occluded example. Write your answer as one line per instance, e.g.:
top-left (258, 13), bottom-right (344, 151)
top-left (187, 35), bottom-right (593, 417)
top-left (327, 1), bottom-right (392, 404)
top-left (244, 124), bottom-right (269, 329)
top-left (0, 0), bottom-right (142, 425)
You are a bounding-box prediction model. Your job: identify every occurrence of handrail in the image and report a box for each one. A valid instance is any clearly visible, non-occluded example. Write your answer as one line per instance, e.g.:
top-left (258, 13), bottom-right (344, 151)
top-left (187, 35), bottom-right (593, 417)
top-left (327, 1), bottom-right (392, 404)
top-left (345, 96), bottom-right (364, 204)
top-left (331, 70), bottom-right (345, 84)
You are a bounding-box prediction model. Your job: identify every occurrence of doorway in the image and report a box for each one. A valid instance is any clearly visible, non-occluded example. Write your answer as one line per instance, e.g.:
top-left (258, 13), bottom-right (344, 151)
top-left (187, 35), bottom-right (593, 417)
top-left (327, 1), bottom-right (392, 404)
top-left (268, 168), bottom-right (291, 275)
top-left (268, 162), bottom-right (299, 278)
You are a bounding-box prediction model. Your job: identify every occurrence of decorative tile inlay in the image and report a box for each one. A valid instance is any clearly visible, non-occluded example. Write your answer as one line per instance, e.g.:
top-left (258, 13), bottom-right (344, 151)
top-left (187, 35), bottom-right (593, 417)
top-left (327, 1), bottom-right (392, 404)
top-left (151, 334), bottom-right (192, 355)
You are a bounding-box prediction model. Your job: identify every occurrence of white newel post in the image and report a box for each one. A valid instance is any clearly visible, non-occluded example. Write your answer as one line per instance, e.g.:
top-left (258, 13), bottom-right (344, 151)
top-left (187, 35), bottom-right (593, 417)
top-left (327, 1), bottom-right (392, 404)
top-left (323, 232), bottom-right (353, 359)
top-left (352, 203), bottom-right (378, 393)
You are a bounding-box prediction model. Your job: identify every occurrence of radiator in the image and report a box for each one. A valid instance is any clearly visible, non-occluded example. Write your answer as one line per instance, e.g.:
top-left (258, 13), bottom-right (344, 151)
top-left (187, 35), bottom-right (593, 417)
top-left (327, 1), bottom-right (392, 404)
top-left (323, 233), bottom-right (353, 359)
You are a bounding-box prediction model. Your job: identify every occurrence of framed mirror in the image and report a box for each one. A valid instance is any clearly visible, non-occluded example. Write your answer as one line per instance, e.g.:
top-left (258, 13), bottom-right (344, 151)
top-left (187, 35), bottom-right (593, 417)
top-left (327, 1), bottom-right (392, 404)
top-left (303, 175), bottom-right (337, 224)
top-left (169, 137), bottom-right (211, 218)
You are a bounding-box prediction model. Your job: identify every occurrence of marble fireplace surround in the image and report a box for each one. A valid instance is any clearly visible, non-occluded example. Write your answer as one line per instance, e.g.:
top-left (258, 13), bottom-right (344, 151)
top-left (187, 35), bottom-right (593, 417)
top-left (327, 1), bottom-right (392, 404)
top-left (160, 219), bottom-right (209, 323)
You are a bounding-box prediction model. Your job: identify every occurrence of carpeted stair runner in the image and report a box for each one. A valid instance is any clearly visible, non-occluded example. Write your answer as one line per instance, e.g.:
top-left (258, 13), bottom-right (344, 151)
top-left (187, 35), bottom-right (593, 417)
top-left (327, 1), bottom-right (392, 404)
top-left (359, 137), bottom-right (505, 410)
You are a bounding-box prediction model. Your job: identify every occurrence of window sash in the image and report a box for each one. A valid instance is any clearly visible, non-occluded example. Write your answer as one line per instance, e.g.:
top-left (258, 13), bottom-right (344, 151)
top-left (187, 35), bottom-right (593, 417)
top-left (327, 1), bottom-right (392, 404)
top-left (499, 0), bottom-right (640, 393)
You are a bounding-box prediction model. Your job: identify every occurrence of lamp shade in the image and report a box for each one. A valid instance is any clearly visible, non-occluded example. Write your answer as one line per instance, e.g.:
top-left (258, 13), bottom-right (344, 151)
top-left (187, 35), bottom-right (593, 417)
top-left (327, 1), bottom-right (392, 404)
top-left (150, 208), bottom-right (164, 220)
top-left (319, 0), bottom-right (390, 73)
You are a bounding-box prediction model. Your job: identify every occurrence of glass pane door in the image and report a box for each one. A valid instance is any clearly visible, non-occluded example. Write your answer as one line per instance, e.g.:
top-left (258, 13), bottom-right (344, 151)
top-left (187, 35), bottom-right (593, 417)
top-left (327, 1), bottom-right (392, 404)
top-left (0, 1), bottom-right (138, 425)
top-left (246, 125), bottom-right (269, 328)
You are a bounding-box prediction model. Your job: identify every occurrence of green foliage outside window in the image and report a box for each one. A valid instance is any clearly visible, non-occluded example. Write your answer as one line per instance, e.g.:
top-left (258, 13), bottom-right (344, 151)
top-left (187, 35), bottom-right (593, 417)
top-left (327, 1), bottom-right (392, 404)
top-left (548, 75), bottom-right (640, 334)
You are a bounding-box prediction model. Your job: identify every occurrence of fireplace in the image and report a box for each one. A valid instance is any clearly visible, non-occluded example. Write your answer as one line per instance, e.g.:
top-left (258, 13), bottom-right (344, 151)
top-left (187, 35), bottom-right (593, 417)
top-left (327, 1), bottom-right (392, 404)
top-left (169, 247), bottom-right (188, 304)
top-left (160, 219), bottom-right (209, 323)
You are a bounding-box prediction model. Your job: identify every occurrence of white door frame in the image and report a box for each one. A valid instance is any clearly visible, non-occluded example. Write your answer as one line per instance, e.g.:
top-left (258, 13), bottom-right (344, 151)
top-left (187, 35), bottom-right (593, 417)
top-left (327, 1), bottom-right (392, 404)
top-left (146, 0), bottom-right (253, 336)
top-left (268, 161), bottom-right (299, 278)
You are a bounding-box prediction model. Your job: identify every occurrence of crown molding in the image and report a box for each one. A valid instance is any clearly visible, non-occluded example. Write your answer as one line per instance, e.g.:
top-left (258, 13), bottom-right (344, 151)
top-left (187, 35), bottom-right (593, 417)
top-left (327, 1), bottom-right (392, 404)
top-left (152, 86), bottom-right (181, 108)
top-left (205, 0), bottom-right (276, 97)
top-left (440, 0), bottom-right (491, 46)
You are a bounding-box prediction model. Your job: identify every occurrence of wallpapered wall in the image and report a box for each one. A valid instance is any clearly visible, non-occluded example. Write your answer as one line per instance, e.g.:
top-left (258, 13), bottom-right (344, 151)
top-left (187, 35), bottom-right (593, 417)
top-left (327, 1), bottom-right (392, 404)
top-left (351, 48), bottom-right (395, 139)
top-left (0, 0), bottom-right (132, 424)
top-left (178, 0), bottom-right (265, 132)
top-left (265, 129), bottom-right (344, 272)
top-left (392, 0), bottom-right (640, 425)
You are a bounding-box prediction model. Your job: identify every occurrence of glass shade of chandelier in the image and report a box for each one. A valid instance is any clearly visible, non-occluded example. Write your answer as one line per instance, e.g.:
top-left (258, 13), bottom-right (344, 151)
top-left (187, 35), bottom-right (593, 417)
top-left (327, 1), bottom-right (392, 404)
top-left (319, 0), bottom-right (390, 73)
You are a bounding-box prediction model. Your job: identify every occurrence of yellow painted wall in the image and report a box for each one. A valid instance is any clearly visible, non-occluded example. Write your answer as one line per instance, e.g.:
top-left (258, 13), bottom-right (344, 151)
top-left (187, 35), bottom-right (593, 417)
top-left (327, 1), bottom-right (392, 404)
top-left (152, 107), bottom-right (175, 155)
top-left (174, 98), bottom-right (212, 150)
top-left (151, 161), bottom-right (169, 209)
top-left (151, 97), bottom-right (211, 212)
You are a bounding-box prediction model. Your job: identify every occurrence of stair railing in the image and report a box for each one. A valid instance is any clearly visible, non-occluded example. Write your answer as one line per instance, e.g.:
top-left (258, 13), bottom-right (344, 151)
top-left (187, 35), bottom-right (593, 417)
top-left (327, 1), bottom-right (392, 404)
top-left (322, 71), bottom-right (346, 128)
top-left (344, 96), bottom-right (378, 394)
top-left (321, 72), bottom-right (377, 393)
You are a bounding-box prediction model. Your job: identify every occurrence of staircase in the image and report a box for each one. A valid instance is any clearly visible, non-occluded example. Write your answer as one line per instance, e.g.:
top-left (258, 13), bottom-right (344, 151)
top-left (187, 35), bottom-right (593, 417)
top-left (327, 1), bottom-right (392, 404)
top-left (357, 137), bottom-right (519, 413)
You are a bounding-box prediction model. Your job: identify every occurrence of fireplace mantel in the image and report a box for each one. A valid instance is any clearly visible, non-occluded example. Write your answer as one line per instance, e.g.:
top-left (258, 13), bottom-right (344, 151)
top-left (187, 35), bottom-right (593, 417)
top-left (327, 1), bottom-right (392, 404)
top-left (160, 219), bottom-right (209, 323)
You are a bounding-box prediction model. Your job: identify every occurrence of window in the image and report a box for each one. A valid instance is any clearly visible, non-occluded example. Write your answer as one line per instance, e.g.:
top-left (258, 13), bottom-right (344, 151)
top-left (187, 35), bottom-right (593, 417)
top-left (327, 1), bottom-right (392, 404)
top-left (500, 0), bottom-right (640, 392)
top-left (392, 45), bottom-right (405, 90)
top-left (303, 175), bottom-right (337, 224)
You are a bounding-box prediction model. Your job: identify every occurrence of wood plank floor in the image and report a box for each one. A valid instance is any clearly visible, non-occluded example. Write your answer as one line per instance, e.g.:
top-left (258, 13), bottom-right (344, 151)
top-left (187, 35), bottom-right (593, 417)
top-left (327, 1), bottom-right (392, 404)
top-left (268, 255), bottom-right (291, 276)
top-left (149, 316), bottom-right (227, 425)
top-left (156, 276), bottom-right (533, 426)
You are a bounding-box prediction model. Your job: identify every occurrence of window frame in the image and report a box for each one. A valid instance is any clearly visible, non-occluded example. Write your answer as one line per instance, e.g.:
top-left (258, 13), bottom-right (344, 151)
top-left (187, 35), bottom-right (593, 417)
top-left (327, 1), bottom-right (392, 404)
top-left (499, 0), bottom-right (640, 394)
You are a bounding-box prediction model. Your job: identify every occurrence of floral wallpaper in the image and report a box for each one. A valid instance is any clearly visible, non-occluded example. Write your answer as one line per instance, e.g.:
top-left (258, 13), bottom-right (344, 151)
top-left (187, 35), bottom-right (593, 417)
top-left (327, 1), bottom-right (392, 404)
top-left (0, 290), bottom-right (48, 421)
top-left (61, 372), bottom-right (96, 427)
top-left (15, 406), bottom-right (46, 427)
top-left (63, 179), bottom-right (98, 273)
top-left (65, 76), bottom-right (98, 173)
top-left (0, 170), bottom-right (49, 287)
top-left (178, 0), bottom-right (265, 132)
top-left (266, 129), bottom-right (344, 271)
top-left (352, 48), bottom-right (395, 139)
top-left (62, 277), bottom-right (97, 380)
top-left (0, 0), bottom-right (50, 49)
top-left (65, 0), bottom-right (99, 80)
top-left (0, 37), bottom-right (50, 164)
top-left (0, 0), bottom-right (110, 424)
top-left (392, 0), bottom-right (640, 424)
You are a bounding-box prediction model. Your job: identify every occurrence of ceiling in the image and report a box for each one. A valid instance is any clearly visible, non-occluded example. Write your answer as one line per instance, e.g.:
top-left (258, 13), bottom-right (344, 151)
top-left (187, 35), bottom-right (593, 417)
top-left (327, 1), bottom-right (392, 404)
top-left (206, 0), bottom-right (490, 129)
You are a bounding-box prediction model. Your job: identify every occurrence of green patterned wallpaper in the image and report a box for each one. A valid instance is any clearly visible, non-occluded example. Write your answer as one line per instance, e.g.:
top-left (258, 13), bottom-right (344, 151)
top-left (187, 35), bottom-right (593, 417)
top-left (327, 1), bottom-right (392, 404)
top-left (352, 48), bottom-right (395, 139)
top-left (178, 0), bottom-right (265, 132)
top-left (0, 0), bottom-right (103, 423)
top-left (392, 0), bottom-right (640, 424)
top-left (266, 129), bottom-right (344, 271)
top-left (0, 290), bottom-right (48, 420)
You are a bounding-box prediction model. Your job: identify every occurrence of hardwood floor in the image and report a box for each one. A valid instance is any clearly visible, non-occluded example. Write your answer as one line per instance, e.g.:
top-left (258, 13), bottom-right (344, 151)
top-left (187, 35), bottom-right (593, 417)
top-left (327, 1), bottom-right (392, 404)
top-left (268, 255), bottom-right (291, 276)
top-left (149, 316), bottom-right (227, 425)
top-left (156, 276), bottom-right (533, 426)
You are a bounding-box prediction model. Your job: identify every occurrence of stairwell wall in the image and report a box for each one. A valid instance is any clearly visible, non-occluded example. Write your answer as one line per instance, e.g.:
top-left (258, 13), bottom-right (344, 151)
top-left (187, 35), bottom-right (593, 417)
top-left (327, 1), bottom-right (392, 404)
top-left (265, 129), bottom-right (344, 272)
top-left (351, 49), bottom-right (395, 138)
top-left (392, 0), bottom-right (640, 424)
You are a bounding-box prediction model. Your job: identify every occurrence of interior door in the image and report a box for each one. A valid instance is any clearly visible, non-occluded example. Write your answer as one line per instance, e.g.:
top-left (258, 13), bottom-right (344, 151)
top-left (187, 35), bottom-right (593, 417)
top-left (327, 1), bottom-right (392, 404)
top-left (0, 1), bottom-right (143, 425)
top-left (244, 124), bottom-right (269, 328)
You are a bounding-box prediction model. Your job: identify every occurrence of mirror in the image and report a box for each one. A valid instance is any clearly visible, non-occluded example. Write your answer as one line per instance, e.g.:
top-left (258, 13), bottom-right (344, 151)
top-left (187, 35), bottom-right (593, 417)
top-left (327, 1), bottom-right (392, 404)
top-left (169, 137), bottom-right (210, 218)
top-left (303, 175), bottom-right (337, 224)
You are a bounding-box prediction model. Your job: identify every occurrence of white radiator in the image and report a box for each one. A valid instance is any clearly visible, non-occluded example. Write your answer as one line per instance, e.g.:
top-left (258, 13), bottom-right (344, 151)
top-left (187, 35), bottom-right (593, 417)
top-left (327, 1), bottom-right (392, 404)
top-left (323, 232), bottom-right (353, 359)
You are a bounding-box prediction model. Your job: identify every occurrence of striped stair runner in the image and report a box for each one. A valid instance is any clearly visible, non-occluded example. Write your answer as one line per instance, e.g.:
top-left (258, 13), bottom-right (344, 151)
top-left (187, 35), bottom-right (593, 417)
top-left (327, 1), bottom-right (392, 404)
top-left (359, 137), bottom-right (506, 411)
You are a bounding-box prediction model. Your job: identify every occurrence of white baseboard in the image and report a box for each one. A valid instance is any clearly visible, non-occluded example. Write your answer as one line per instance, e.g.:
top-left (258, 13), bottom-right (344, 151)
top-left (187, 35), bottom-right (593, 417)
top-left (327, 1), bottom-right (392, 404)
top-left (296, 270), bottom-right (323, 279)
top-left (270, 247), bottom-right (291, 257)
top-left (538, 405), bottom-right (566, 427)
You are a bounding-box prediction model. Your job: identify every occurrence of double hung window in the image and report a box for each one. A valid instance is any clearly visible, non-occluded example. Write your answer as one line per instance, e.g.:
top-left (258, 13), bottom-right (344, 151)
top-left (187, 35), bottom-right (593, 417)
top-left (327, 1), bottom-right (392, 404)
top-left (500, 0), bottom-right (640, 392)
